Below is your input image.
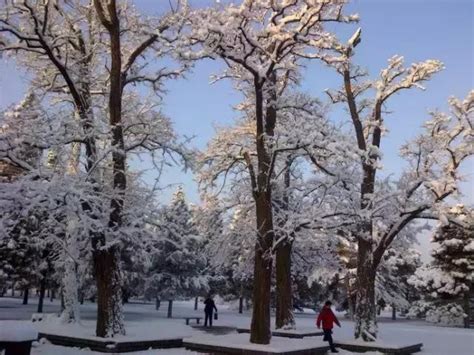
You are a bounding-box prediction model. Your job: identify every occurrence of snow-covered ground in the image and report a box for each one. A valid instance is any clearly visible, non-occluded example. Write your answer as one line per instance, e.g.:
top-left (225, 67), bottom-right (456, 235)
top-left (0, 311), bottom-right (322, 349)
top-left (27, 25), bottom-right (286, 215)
top-left (1, 296), bottom-right (472, 354)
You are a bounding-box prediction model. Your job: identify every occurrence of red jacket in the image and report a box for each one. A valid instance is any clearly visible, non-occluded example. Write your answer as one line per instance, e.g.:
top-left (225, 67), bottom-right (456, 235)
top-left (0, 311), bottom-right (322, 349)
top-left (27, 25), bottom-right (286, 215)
top-left (316, 306), bottom-right (340, 330)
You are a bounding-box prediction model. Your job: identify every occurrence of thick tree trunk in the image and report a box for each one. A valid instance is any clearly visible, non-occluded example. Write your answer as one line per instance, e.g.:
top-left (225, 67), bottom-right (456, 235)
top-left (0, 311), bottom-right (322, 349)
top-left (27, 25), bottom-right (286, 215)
top-left (93, 0), bottom-right (126, 338)
top-left (93, 247), bottom-right (125, 337)
top-left (248, 73), bottom-right (277, 345)
top-left (354, 237), bottom-right (377, 341)
top-left (344, 67), bottom-right (382, 341)
top-left (275, 159), bottom-right (294, 330)
top-left (194, 297), bottom-right (198, 311)
top-left (155, 297), bottom-right (160, 310)
top-left (22, 287), bottom-right (29, 305)
top-left (50, 289), bottom-right (55, 302)
top-left (239, 296), bottom-right (244, 314)
top-left (167, 300), bottom-right (173, 318)
top-left (250, 193), bottom-right (274, 344)
top-left (392, 305), bottom-right (396, 320)
top-left (37, 279), bottom-right (46, 313)
top-left (275, 240), bottom-right (294, 329)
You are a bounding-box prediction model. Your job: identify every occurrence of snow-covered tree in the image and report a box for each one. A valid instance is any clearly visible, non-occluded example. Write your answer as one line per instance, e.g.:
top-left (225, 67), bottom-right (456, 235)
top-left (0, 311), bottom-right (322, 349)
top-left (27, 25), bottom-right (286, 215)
top-left (410, 206), bottom-right (474, 327)
top-left (192, 198), bottom-right (228, 303)
top-left (376, 236), bottom-right (422, 316)
top-left (190, 0), bottom-right (356, 343)
top-left (213, 205), bottom-right (255, 311)
top-left (1, 0), bottom-right (191, 337)
top-left (145, 187), bottom-right (208, 317)
top-left (320, 27), bottom-right (473, 339)
top-left (0, 92), bottom-right (57, 308)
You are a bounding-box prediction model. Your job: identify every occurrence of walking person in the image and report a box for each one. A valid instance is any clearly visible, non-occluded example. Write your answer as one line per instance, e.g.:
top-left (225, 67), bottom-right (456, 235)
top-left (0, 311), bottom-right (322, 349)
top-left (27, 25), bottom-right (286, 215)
top-left (203, 294), bottom-right (218, 327)
top-left (317, 300), bottom-right (341, 353)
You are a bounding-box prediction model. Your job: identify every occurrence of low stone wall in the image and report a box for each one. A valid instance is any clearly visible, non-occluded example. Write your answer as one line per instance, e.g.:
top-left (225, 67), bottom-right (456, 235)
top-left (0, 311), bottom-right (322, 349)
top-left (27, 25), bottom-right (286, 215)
top-left (38, 332), bottom-right (183, 353)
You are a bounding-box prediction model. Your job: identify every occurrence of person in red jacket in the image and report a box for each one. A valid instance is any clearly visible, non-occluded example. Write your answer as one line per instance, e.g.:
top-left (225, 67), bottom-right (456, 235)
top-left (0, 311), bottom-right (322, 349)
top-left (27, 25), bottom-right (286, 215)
top-left (316, 300), bottom-right (341, 353)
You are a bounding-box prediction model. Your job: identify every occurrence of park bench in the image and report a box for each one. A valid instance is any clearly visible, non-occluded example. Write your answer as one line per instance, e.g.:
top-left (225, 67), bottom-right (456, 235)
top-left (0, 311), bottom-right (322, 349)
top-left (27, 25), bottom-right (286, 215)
top-left (0, 321), bottom-right (38, 355)
top-left (177, 316), bottom-right (202, 325)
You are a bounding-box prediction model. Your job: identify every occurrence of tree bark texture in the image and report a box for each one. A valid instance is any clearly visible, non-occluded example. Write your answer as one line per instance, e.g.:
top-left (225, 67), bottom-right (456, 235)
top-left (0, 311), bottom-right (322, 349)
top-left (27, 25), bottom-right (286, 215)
top-left (249, 75), bottom-right (277, 345)
top-left (93, 246), bottom-right (124, 337)
top-left (354, 236), bottom-right (377, 341)
top-left (275, 158), bottom-right (295, 330)
top-left (92, 0), bottom-right (126, 338)
top-left (275, 240), bottom-right (294, 329)
top-left (249, 193), bottom-right (273, 344)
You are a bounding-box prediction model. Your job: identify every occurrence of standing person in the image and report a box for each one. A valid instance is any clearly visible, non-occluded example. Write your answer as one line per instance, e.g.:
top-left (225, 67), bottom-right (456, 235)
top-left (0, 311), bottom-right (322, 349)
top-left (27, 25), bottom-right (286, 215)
top-left (204, 294), bottom-right (218, 327)
top-left (317, 300), bottom-right (341, 353)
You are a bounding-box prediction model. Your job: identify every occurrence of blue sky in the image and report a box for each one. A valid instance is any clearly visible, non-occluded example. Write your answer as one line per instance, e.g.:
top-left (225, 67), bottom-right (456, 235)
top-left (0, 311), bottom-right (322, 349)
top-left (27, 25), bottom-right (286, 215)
top-left (0, 0), bottom-right (472, 208)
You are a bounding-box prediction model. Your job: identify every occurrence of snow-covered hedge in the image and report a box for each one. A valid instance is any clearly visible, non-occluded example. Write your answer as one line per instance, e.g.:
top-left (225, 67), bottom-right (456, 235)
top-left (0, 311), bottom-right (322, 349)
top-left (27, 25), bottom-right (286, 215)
top-left (426, 303), bottom-right (466, 327)
top-left (407, 300), bottom-right (434, 319)
top-left (409, 300), bottom-right (466, 327)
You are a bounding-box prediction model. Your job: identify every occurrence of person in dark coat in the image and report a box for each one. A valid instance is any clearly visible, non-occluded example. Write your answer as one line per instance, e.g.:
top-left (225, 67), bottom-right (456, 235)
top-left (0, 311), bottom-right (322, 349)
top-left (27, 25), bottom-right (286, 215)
top-left (203, 294), bottom-right (218, 327)
top-left (316, 300), bottom-right (341, 353)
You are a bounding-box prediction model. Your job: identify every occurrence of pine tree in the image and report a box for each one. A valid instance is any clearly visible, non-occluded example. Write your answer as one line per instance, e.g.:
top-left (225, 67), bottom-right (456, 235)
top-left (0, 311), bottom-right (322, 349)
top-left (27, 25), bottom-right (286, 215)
top-left (145, 187), bottom-right (208, 317)
top-left (0, 92), bottom-right (52, 304)
top-left (409, 206), bottom-right (474, 327)
top-left (430, 208), bottom-right (473, 327)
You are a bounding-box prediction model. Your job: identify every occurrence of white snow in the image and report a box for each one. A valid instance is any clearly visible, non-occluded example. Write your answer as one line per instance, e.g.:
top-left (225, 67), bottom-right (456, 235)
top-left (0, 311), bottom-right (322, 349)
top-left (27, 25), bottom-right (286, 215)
top-left (0, 320), bottom-right (38, 341)
top-left (184, 333), bottom-right (328, 352)
top-left (0, 298), bottom-right (472, 355)
top-left (36, 318), bottom-right (193, 342)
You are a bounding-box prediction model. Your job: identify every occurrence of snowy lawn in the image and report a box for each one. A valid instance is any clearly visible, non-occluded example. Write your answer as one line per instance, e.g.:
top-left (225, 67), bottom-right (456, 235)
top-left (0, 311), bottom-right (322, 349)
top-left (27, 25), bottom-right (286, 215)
top-left (1, 297), bottom-right (472, 354)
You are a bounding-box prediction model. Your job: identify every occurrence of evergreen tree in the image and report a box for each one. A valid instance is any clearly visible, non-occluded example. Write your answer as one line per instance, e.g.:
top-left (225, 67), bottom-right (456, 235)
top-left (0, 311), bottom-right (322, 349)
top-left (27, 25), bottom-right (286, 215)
top-left (409, 206), bottom-right (474, 327)
top-left (145, 187), bottom-right (208, 317)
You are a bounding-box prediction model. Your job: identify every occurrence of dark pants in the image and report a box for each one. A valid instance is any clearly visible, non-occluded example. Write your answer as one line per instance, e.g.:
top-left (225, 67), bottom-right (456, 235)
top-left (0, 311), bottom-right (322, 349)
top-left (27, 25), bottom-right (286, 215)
top-left (323, 329), bottom-right (336, 351)
top-left (204, 310), bottom-right (213, 327)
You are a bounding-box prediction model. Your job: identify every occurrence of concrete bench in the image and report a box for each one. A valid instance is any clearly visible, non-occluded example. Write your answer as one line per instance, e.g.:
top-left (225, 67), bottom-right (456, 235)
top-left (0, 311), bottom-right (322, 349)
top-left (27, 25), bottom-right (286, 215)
top-left (176, 316), bottom-right (202, 325)
top-left (38, 332), bottom-right (183, 353)
top-left (184, 334), bottom-right (330, 355)
top-left (0, 321), bottom-right (38, 355)
top-left (334, 340), bottom-right (423, 354)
